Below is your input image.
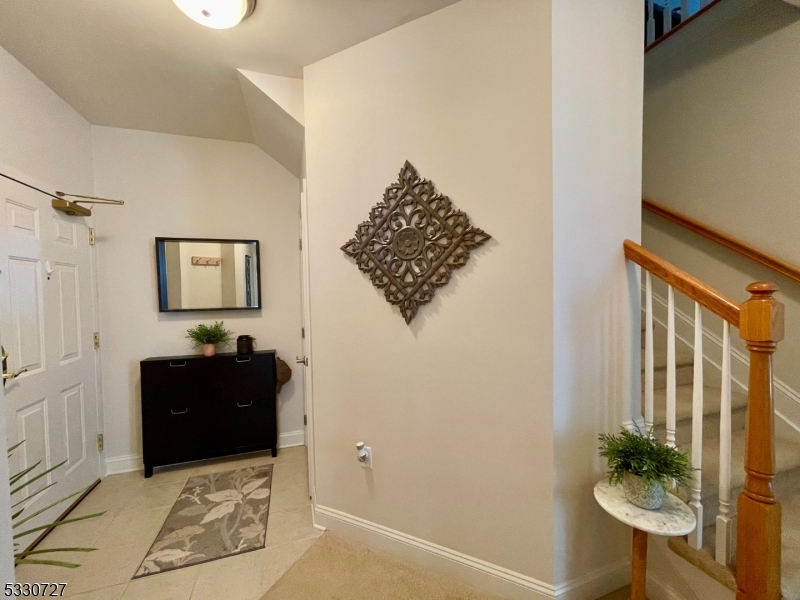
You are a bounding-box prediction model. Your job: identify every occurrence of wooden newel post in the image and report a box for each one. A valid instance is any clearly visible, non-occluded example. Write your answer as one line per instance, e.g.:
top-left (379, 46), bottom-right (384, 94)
top-left (736, 282), bottom-right (784, 600)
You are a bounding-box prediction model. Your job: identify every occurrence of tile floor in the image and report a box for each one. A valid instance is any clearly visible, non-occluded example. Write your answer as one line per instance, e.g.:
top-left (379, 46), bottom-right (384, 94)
top-left (15, 446), bottom-right (321, 600)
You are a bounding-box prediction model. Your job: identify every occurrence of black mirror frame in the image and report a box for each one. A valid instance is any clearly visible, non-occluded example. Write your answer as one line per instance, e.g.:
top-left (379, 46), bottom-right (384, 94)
top-left (155, 237), bottom-right (262, 312)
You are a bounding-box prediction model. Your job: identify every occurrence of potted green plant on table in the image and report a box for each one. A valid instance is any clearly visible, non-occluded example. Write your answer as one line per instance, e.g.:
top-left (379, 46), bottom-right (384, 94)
top-left (186, 321), bottom-right (234, 357)
top-left (598, 428), bottom-right (693, 510)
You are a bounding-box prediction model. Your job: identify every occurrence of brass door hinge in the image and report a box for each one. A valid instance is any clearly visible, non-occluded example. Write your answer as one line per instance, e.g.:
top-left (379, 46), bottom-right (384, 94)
top-left (89, 228), bottom-right (96, 246)
top-left (93, 332), bottom-right (100, 349)
top-left (299, 239), bottom-right (302, 251)
top-left (304, 415), bottom-right (307, 426)
top-left (97, 434), bottom-right (104, 452)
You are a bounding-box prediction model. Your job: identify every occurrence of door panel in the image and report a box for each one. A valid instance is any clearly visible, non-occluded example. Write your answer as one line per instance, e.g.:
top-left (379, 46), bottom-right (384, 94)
top-left (53, 216), bottom-right (76, 247)
top-left (6, 200), bottom-right (39, 239)
top-left (56, 263), bottom-right (81, 363)
top-left (8, 257), bottom-right (45, 374)
top-left (62, 383), bottom-right (86, 476)
top-left (0, 179), bottom-right (101, 546)
top-left (15, 398), bottom-right (51, 501)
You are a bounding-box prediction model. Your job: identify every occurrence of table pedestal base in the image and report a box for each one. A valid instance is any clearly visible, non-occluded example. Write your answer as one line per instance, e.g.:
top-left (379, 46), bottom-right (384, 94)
top-left (631, 528), bottom-right (648, 600)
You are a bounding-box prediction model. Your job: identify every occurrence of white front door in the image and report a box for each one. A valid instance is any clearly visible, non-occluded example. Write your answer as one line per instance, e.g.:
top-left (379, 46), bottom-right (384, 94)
top-left (299, 178), bottom-right (315, 503)
top-left (0, 176), bottom-right (101, 547)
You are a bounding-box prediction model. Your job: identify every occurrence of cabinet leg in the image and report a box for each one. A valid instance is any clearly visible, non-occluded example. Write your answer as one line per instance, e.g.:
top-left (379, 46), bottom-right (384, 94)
top-left (144, 464), bottom-right (154, 479)
top-left (631, 528), bottom-right (648, 600)
top-left (270, 447), bottom-right (278, 458)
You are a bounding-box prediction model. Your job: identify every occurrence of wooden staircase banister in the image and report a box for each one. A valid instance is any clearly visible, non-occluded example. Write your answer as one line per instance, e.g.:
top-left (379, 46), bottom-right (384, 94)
top-left (625, 240), bottom-right (785, 598)
top-left (624, 239), bottom-right (741, 326)
top-left (643, 198), bottom-right (800, 286)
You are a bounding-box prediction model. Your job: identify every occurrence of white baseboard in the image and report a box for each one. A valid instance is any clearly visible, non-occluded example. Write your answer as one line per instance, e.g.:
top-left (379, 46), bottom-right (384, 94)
top-left (103, 431), bottom-right (305, 476)
top-left (648, 573), bottom-right (691, 600)
top-left (278, 430), bottom-right (305, 448)
top-left (315, 504), bottom-right (629, 600)
top-left (104, 454), bottom-right (142, 476)
top-left (649, 291), bottom-right (800, 436)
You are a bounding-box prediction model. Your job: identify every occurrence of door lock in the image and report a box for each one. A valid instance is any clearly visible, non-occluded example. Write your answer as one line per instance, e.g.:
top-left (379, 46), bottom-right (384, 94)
top-left (295, 356), bottom-right (308, 366)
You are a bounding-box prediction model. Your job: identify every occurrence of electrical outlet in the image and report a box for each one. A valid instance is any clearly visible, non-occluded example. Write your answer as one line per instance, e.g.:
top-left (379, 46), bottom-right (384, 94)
top-left (361, 446), bottom-right (373, 469)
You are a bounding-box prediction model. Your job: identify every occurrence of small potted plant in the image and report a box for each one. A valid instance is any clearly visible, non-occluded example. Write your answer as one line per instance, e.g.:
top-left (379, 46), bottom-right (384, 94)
top-left (186, 321), bottom-right (234, 357)
top-left (598, 428), bottom-right (693, 510)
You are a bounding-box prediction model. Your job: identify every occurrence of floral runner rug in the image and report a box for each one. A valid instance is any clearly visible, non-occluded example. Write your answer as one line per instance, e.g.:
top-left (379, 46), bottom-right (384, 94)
top-left (134, 465), bottom-right (273, 578)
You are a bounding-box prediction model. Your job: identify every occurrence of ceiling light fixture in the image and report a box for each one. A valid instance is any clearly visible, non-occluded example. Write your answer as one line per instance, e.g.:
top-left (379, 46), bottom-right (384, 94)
top-left (172, 0), bottom-right (256, 29)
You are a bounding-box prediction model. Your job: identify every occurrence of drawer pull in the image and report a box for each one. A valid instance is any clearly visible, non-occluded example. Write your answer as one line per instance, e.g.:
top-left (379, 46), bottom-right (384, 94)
top-left (170, 408), bottom-right (188, 415)
top-left (236, 356), bottom-right (251, 363)
top-left (236, 401), bottom-right (253, 408)
top-left (169, 361), bottom-right (187, 367)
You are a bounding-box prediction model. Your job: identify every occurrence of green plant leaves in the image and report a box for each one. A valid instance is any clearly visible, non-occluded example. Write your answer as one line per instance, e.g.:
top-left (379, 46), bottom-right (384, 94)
top-left (598, 427), bottom-right (693, 488)
top-left (186, 321), bottom-right (234, 347)
top-left (8, 443), bottom-right (104, 571)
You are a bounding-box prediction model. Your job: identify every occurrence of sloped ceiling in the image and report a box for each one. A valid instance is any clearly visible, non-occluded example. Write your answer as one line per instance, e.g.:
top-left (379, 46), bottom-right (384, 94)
top-left (0, 0), bottom-right (460, 144)
top-left (238, 70), bottom-right (304, 177)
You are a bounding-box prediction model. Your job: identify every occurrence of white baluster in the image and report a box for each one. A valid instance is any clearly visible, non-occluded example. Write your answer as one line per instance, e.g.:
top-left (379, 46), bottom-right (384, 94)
top-left (666, 286), bottom-right (677, 448)
top-left (681, 0), bottom-right (690, 23)
top-left (689, 302), bottom-right (704, 549)
top-left (646, 0), bottom-right (656, 46)
top-left (716, 322), bottom-right (734, 564)
top-left (663, 0), bottom-right (673, 34)
top-left (645, 273), bottom-right (655, 433)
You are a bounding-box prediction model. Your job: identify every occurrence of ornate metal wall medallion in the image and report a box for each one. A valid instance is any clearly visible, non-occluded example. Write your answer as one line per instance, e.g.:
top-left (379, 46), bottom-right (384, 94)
top-left (341, 161), bottom-right (491, 324)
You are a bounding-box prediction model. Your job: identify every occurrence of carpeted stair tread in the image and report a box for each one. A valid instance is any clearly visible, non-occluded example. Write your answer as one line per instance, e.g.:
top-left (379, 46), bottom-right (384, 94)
top-left (642, 325), bottom-right (695, 371)
top-left (642, 384), bottom-right (748, 427)
top-left (653, 423), bottom-right (800, 525)
top-left (780, 489), bottom-right (800, 600)
top-left (698, 472), bottom-right (800, 600)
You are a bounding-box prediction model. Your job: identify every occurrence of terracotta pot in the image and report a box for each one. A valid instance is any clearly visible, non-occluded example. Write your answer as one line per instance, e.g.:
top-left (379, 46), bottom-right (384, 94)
top-left (622, 472), bottom-right (665, 510)
top-left (202, 343), bottom-right (216, 357)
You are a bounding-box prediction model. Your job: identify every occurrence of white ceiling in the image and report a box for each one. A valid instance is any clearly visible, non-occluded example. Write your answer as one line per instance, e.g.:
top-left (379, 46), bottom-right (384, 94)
top-left (0, 0), bottom-right (460, 143)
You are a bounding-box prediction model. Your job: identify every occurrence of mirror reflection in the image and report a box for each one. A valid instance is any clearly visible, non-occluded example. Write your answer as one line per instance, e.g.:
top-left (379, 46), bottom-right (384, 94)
top-left (156, 238), bottom-right (261, 311)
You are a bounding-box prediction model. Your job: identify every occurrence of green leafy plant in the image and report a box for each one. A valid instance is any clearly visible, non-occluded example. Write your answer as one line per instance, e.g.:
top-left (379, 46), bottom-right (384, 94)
top-left (598, 428), bottom-right (693, 488)
top-left (9, 441), bottom-right (104, 568)
top-left (186, 321), bottom-right (234, 347)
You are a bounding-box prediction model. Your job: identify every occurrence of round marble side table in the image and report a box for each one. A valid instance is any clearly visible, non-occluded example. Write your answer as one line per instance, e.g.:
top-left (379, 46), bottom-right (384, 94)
top-left (594, 480), bottom-right (696, 600)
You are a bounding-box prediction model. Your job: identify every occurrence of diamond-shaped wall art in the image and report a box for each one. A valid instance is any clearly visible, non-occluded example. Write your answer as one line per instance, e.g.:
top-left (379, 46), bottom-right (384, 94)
top-left (341, 161), bottom-right (491, 324)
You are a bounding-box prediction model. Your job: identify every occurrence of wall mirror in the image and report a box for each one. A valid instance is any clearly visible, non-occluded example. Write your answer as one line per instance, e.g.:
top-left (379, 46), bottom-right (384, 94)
top-left (156, 237), bottom-right (261, 312)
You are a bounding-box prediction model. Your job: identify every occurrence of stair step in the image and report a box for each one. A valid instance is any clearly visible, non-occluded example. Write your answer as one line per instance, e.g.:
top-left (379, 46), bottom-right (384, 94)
top-left (654, 426), bottom-right (800, 528)
top-left (780, 487), bottom-right (800, 600)
top-left (642, 362), bottom-right (694, 390)
top-left (641, 325), bottom-right (695, 371)
top-left (642, 383), bottom-right (748, 428)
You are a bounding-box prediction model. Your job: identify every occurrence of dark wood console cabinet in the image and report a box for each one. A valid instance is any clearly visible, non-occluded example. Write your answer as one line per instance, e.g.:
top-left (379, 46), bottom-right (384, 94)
top-left (140, 350), bottom-right (278, 478)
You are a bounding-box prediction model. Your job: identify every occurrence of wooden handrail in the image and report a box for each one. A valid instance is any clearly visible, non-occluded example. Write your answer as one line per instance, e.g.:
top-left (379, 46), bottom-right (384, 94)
top-left (624, 239), bottom-right (741, 327)
top-left (643, 199), bottom-right (800, 286)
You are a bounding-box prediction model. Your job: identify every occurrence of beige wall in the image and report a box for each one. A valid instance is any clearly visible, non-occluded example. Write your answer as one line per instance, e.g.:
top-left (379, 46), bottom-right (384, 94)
top-left (305, 0), bottom-right (555, 589)
top-left (178, 241), bottom-right (223, 309)
top-left (551, 0), bottom-right (644, 587)
top-left (92, 127), bottom-right (304, 468)
top-left (642, 0), bottom-right (800, 422)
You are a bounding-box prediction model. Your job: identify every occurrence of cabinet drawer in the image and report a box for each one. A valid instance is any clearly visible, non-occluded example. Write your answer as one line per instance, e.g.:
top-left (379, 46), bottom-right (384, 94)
top-left (141, 359), bottom-right (208, 406)
top-left (217, 397), bottom-right (275, 450)
top-left (211, 354), bottom-right (275, 402)
top-left (142, 398), bottom-right (208, 464)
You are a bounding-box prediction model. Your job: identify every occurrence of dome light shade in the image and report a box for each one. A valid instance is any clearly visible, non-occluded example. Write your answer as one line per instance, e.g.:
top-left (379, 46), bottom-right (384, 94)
top-left (172, 0), bottom-right (256, 29)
